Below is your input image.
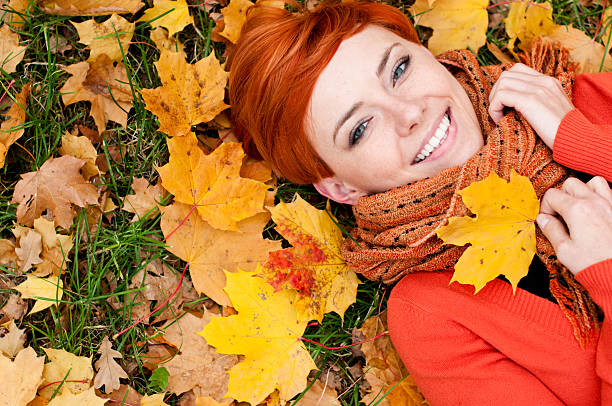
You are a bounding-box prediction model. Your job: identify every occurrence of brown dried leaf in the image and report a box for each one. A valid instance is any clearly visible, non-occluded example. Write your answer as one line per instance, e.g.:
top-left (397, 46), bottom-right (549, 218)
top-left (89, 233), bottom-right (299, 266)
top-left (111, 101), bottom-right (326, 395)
top-left (0, 294), bottom-right (27, 322)
top-left (100, 384), bottom-right (144, 406)
top-left (0, 83), bottom-right (29, 168)
top-left (59, 131), bottom-right (101, 179)
top-left (123, 178), bottom-right (167, 221)
top-left (60, 55), bottom-right (134, 133)
top-left (94, 336), bottom-right (128, 394)
top-left (294, 380), bottom-right (339, 405)
top-left (11, 155), bottom-right (99, 229)
top-left (37, 0), bottom-right (144, 15)
top-left (162, 312), bottom-right (238, 400)
top-left (0, 238), bottom-right (17, 268)
top-left (14, 228), bottom-right (43, 273)
top-left (139, 343), bottom-right (175, 370)
top-left (1, 0), bottom-right (32, 27)
top-left (0, 320), bottom-right (25, 357)
top-left (359, 313), bottom-right (428, 406)
top-left (0, 24), bottom-right (26, 73)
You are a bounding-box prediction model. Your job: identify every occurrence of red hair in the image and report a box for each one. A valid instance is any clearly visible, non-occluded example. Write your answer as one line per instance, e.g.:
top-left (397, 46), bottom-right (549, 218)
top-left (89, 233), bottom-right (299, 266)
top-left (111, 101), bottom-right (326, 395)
top-left (227, 1), bottom-right (420, 184)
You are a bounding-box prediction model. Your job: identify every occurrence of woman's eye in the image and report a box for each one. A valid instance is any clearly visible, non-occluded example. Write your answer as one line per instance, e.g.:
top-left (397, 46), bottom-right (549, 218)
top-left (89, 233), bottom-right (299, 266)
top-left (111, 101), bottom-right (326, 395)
top-left (392, 57), bottom-right (409, 86)
top-left (350, 120), bottom-right (369, 146)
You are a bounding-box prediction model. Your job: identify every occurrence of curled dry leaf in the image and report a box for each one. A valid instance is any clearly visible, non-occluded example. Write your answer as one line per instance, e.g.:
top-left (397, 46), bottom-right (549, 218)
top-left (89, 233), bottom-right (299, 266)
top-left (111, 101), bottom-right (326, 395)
top-left (294, 380), bottom-right (339, 405)
top-left (161, 201), bottom-right (281, 306)
top-left (218, 0), bottom-right (253, 43)
top-left (359, 313), bottom-right (428, 406)
top-left (161, 312), bottom-right (238, 400)
top-left (0, 24), bottom-right (26, 73)
top-left (141, 50), bottom-right (229, 138)
top-left (13, 228), bottom-right (43, 273)
top-left (72, 14), bottom-right (135, 63)
top-left (137, 0), bottom-right (193, 36)
top-left (122, 177), bottom-right (167, 221)
top-left (0, 83), bottom-right (29, 168)
top-left (46, 387), bottom-right (108, 406)
top-left (14, 274), bottom-right (64, 314)
top-left (200, 269), bottom-right (317, 405)
top-left (157, 136), bottom-right (267, 231)
top-left (60, 54), bottom-right (134, 133)
top-left (0, 320), bottom-right (25, 358)
top-left (11, 155), bottom-right (99, 229)
top-left (0, 294), bottom-right (28, 322)
top-left (59, 131), bottom-right (101, 180)
top-left (39, 348), bottom-right (94, 399)
top-left (100, 384), bottom-right (144, 406)
top-left (260, 195), bottom-right (359, 322)
top-left (410, 0), bottom-right (488, 56)
top-left (150, 27), bottom-right (186, 58)
top-left (0, 347), bottom-right (44, 406)
top-left (0, 238), bottom-right (17, 269)
top-left (94, 336), bottom-right (128, 394)
top-left (37, 0), bottom-right (144, 15)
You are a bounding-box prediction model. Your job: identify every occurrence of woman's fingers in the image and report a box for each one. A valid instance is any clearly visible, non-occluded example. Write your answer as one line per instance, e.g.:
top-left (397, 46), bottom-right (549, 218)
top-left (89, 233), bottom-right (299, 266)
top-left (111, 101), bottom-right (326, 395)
top-left (561, 177), bottom-right (593, 198)
top-left (586, 176), bottom-right (612, 205)
top-left (536, 213), bottom-right (570, 249)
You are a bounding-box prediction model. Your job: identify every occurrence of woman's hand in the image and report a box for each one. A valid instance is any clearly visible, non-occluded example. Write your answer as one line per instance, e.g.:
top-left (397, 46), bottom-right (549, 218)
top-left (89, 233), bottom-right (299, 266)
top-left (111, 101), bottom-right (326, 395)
top-left (537, 177), bottom-right (612, 275)
top-left (488, 63), bottom-right (575, 150)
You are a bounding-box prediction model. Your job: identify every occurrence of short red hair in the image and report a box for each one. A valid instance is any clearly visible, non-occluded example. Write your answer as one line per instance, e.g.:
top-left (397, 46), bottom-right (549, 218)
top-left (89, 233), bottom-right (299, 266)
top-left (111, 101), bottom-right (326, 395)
top-left (227, 1), bottom-right (420, 184)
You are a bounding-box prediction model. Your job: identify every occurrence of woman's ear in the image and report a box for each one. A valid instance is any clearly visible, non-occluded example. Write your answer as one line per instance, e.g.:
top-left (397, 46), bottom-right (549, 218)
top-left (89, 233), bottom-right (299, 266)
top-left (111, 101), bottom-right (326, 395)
top-left (313, 177), bottom-right (367, 205)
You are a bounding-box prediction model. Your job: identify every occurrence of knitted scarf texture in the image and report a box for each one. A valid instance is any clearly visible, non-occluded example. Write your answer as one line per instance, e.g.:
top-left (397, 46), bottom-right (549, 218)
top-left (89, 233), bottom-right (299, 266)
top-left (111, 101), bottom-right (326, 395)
top-left (341, 38), bottom-right (601, 346)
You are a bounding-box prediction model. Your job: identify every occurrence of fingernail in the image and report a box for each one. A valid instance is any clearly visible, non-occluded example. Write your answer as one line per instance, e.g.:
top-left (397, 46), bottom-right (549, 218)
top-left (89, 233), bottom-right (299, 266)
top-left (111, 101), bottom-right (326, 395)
top-left (536, 214), bottom-right (549, 227)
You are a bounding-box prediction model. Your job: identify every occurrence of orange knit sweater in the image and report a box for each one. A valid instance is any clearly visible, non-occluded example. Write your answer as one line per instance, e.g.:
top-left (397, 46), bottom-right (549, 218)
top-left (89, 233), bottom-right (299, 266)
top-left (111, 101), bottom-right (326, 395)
top-left (387, 72), bottom-right (612, 405)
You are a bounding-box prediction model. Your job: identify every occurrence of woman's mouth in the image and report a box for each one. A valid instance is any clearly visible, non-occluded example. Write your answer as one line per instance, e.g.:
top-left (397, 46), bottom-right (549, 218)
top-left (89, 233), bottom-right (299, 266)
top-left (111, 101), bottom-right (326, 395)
top-left (413, 107), bottom-right (455, 164)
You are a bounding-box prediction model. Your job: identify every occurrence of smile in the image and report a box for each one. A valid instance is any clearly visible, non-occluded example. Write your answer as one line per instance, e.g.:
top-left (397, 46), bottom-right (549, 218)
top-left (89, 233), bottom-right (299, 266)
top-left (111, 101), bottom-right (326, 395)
top-left (413, 108), bottom-right (452, 164)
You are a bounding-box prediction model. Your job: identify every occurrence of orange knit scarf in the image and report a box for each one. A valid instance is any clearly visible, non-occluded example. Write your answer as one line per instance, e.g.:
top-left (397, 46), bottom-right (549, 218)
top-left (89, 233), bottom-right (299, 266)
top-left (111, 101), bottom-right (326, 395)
top-left (341, 38), bottom-right (601, 346)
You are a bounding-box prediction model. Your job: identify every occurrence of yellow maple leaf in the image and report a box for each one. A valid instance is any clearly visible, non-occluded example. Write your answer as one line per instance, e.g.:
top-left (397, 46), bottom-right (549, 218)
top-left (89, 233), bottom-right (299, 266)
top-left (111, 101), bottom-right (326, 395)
top-left (161, 201), bottom-right (281, 306)
top-left (548, 25), bottom-right (612, 73)
top-left (71, 14), bottom-right (135, 62)
top-left (137, 0), bottom-right (193, 36)
top-left (218, 0), bottom-right (254, 43)
top-left (504, 0), bottom-right (557, 54)
top-left (14, 274), bottom-right (64, 314)
top-left (436, 170), bottom-right (539, 293)
top-left (200, 268), bottom-right (317, 405)
top-left (141, 393), bottom-right (169, 406)
top-left (156, 135), bottom-right (267, 231)
top-left (410, 0), bottom-right (488, 56)
top-left (259, 195), bottom-right (359, 322)
top-left (0, 83), bottom-right (29, 168)
top-left (150, 26), bottom-right (186, 58)
top-left (141, 50), bottom-right (229, 137)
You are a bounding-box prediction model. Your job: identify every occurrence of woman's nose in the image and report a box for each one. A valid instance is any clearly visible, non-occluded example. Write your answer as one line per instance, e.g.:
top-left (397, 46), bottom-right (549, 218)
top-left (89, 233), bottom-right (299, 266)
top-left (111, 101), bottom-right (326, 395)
top-left (390, 98), bottom-right (425, 137)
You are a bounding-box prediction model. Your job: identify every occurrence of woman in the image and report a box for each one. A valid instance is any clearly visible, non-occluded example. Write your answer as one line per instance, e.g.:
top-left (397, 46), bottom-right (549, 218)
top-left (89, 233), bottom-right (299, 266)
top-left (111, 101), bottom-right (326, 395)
top-left (228, 1), bottom-right (612, 404)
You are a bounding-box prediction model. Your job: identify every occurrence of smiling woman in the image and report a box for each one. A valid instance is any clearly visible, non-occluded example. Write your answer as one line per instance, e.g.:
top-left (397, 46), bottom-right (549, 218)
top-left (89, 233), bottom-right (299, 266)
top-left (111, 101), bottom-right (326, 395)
top-left (228, 1), bottom-right (612, 404)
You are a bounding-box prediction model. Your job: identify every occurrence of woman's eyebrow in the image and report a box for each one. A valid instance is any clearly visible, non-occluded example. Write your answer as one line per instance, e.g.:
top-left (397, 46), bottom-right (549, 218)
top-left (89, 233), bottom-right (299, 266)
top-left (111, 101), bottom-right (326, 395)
top-left (333, 101), bottom-right (363, 144)
top-left (377, 42), bottom-right (401, 78)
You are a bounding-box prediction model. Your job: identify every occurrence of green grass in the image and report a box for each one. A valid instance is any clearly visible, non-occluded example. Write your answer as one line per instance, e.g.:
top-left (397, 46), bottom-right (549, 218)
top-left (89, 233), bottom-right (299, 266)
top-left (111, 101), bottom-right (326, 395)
top-left (0, 0), bottom-right (610, 405)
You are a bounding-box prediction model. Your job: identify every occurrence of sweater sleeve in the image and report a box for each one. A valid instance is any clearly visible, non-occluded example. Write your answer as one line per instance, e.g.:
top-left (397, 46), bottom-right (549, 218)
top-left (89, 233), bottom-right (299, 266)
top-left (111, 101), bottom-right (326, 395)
top-left (553, 73), bottom-right (612, 181)
top-left (575, 259), bottom-right (612, 405)
top-left (387, 287), bottom-right (567, 405)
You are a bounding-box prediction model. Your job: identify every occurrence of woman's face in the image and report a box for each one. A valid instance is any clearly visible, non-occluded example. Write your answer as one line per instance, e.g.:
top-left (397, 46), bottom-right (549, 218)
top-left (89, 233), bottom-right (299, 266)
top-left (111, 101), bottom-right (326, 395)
top-left (307, 25), bottom-right (484, 204)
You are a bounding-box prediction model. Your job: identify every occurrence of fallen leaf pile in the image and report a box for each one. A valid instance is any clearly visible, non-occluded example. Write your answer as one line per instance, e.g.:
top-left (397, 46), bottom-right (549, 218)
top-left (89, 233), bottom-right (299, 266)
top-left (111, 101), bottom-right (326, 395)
top-left (0, 0), bottom-right (608, 405)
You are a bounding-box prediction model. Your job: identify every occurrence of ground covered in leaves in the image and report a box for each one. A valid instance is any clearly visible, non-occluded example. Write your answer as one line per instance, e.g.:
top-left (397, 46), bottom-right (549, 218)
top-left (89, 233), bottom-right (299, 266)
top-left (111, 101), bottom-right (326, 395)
top-left (0, 0), bottom-right (610, 405)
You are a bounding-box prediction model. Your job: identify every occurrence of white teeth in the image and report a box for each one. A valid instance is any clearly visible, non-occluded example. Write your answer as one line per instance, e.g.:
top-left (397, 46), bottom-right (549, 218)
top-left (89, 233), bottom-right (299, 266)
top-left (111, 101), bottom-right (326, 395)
top-left (414, 111), bottom-right (450, 163)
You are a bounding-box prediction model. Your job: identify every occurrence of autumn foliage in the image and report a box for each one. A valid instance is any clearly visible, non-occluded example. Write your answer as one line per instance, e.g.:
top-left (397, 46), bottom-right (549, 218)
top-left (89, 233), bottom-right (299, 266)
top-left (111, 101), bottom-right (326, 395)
top-left (0, 0), bottom-right (610, 405)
